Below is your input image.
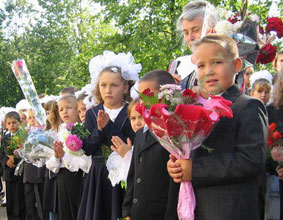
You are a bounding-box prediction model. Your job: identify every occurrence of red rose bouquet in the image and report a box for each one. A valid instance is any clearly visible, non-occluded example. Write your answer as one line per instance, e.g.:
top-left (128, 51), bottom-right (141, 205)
top-left (137, 84), bottom-right (233, 220)
top-left (268, 123), bottom-right (283, 164)
top-left (266, 17), bottom-right (283, 39)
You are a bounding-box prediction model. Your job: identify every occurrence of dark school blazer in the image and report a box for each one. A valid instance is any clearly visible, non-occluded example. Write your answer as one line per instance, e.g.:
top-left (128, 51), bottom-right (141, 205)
top-left (191, 85), bottom-right (268, 220)
top-left (0, 133), bottom-right (21, 181)
top-left (122, 129), bottom-right (179, 220)
top-left (83, 103), bottom-right (135, 156)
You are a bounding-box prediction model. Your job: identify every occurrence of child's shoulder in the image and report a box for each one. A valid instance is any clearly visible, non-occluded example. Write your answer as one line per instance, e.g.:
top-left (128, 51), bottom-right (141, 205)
top-left (232, 93), bottom-right (266, 118)
top-left (2, 133), bottom-right (11, 142)
top-left (236, 93), bottom-right (265, 108)
top-left (86, 104), bottom-right (103, 117)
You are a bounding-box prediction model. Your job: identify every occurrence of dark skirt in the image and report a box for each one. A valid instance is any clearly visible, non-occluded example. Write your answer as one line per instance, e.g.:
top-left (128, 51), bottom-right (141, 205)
top-left (57, 168), bottom-right (83, 220)
top-left (43, 170), bottom-right (57, 213)
top-left (77, 156), bottom-right (123, 220)
top-left (6, 176), bottom-right (26, 220)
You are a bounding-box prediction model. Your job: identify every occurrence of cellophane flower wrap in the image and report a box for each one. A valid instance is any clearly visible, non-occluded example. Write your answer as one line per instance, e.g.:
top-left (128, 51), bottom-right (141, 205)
top-left (11, 59), bottom-right (46, 126)
top-left (16, 127), bottom-right (56, 167)
top-left (136, 85), bottom-right (233, 220)
top-left (267, 123), bottom-right (283, 164)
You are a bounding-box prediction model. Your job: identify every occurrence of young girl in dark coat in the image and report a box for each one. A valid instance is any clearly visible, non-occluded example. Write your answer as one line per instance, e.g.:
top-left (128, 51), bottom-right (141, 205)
top-left (77, 51), bottom-right (140, 220)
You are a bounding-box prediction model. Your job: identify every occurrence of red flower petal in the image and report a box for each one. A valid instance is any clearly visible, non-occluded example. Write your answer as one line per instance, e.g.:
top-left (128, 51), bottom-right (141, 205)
top-left (182, 89), bottom-right (197, 98)
top-left (266, 17), bottom-right (283, 38)
top-left (272, 131), bottom-right (283, 140)
top-left (256, 44), bottom-right (277, 64)
top-left (142, 88), bottom-right (154, 97)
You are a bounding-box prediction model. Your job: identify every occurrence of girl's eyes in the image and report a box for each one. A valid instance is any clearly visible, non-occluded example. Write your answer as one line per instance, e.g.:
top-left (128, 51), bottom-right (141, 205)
top-left (197, 64), bottom-right (204, 69)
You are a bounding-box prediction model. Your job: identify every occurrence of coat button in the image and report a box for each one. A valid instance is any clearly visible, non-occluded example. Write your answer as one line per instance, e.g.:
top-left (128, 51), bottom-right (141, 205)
top-left (133, 198), bottom-right (138, 204)
top-left (139, 157), bottom-right (143, 162)
top-left (137, 178), bottom-right (141, 183)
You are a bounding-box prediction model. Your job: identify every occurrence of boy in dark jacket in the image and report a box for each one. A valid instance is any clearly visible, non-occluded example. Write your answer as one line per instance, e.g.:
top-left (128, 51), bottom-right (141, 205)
top-left (0, 111), bottom-right (26, 220)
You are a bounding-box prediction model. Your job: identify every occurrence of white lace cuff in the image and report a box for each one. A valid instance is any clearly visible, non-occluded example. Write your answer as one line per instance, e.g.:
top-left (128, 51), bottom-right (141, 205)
top-left (62, 149), bottom-right (92, 173)
top-left (106, 148), bottom-right (133, 186)
top-left (46, 155), bottom-right (61, 173)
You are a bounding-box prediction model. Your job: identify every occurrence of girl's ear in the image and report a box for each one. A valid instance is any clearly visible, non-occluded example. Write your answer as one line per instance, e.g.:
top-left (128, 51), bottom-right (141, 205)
top-left (234, 58), bottom-right (242, 73)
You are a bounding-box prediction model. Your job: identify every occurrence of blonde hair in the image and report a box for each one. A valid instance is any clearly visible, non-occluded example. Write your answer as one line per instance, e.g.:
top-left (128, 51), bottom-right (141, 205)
top-left (192, 34), bottom-right (239, 59)
top-left (94, 66), bottom-right (134, 104)
top-left (58, 95), bottom-right (77, 108)
top-left (44, 100), bottom-right (61, 131)
top-left (251, 79), bottom-right (271, 93)
top-left (127, 98), bottom-right (140, 117)
top-left (273, 68), bottom-right (283, 108)
top-left (77, 93), bottom-right (87, 102)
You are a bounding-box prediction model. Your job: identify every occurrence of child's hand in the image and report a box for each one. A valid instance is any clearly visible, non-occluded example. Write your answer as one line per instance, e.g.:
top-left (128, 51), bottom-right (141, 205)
top-left (125, 217), bottom-right (131, 220)
top-left (277, 167), bottom-right (283, 180)
top-left (167, 154), bottom-right (192, 183)
top-left (6, 155), bottom-right (16, 168)
top-left (176, 158), bottom-right (192, 181)
top-left (97, 110), bottom-right (110, 131)
top-left (54, 141), bottom-right (65, 158)
top-left (111, 136), bottom-right (132, 157)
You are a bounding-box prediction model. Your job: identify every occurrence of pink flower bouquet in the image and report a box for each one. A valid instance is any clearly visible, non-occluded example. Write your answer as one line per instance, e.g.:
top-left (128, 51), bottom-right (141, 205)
top-left (137, 84), bottom-right (233, 220)
top-left (64, 123), bottom-right (90, 153)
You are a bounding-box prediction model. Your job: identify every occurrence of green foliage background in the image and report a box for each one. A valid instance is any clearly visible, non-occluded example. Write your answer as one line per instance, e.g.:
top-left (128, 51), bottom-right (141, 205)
top-left (0, 0), bottom-right (282, 107)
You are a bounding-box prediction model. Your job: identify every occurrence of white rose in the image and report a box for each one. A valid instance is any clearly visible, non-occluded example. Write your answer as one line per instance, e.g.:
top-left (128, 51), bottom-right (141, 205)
top-left (215, 21), bottom-right (233, 35)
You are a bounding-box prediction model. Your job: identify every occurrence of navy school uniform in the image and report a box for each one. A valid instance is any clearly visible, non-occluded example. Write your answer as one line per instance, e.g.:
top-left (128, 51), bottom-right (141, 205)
top-left (77, 103), bottom-right (135, 220)
top-left (23, 162), bottom-right (49, 220)
top-left (0, 133), bottom-right (26, 220)
top-left (57, 168), bottom-right (83, 220)
top-left (45, 124), bottom-right (84, 220)
top-left (43, 170), bottom-right (57, 214)
top-left (122, 129), bottom-right (179, 220)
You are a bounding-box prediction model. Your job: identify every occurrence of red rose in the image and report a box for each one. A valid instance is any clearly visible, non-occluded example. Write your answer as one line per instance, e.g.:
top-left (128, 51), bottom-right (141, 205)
top-left (183, 89), bottom-right (197, 99)
top-left (256, 44), bottom-right (277, 64)
top-left (272, 131), bottom-right (282, 141)
top-left (269, 123), bottom-right (277, 132)
top-left (266, 17), bottom-right (283, 38)
top-left (228, 13), bottom-right (240, 24)
top-left (142, 88), bottom-right (154, 97)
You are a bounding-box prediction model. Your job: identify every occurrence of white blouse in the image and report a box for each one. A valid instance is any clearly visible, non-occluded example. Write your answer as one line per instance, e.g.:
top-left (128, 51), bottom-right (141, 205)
top-left (46, 123), bottom-right (92, 174)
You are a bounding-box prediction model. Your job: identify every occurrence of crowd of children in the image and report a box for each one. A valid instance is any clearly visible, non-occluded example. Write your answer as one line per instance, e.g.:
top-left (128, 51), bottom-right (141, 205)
top-left (0, 34), bottom-right (282, 220)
